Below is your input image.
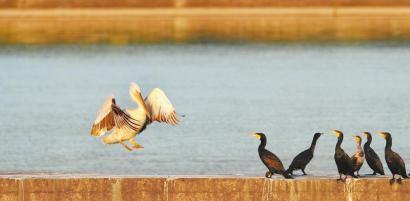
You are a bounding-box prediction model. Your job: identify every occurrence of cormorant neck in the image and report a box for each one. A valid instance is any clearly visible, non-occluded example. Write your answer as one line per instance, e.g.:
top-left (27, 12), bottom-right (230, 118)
top-left (364, 136), bottom-right (372, 148)
top-left (309, 136), bottom-right (319, 151)
top-left (335, 136), bottom-right (343, 150)
top-left (258, 138), bottom-right (267, 150)
top-left (356, 141), bottom-right (363, 152)
top-left (385, 137), bottom-right (392, 150)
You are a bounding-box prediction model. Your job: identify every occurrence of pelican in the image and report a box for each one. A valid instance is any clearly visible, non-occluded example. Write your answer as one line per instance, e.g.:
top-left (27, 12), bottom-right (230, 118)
top-left (90, 82), bottom-right (179, 151)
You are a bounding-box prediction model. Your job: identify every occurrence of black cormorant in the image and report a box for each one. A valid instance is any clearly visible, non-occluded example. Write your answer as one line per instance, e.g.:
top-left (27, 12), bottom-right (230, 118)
top-left (378, 132), bottom-right (408, 184)
top-left (286, 133), bottom-right (323, 175)
top-left (253, 133), bottom-right (293, 179)
top-left (351, 135), bottom-right (364, 176)
top-left (332, 129), bottom-right (357, 181)
top-left (362, 132), bottom-right (384, 175)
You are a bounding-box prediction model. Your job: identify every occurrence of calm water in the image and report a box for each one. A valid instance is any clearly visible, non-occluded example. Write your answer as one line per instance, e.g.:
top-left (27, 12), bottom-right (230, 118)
top-left (1, 44), bottom-right (410, 176)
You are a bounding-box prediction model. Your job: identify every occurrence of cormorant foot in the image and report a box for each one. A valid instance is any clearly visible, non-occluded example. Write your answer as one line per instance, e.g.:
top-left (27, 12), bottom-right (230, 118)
top-left (397, 178), bottom-right (402, 184)
top-left (265, 171), bottom-right (273, 178)
top-left (389, 178), bottom-right (395, 185)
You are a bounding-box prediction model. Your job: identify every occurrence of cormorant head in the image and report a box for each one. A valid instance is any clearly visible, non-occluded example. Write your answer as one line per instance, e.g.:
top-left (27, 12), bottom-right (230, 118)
top-left (362, 132), bottom-right (371, 139)
top-left (331, 129), bottom-right (343, 138)
top-left (378, 132), bottom-right (391, 140)
top-left (313, 133), bottom-right (323, 140)
top-left (253, 133), bottom-right (266, 141)
top-left (353, 135), bottom-right (362, 144)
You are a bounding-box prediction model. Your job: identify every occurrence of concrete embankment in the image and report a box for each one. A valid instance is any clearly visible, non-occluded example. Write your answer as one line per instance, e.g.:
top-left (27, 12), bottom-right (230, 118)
top-left (2, 0), bottom-right (410, 8)
top-left (1, 7), bottom-right (410, 44)
top-left (0, 175), bottom-right (409, 201)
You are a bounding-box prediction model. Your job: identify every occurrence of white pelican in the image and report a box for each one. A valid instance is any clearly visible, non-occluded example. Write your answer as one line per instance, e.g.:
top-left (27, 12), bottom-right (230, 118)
top-left (90, 82), bottom-right (179, 151)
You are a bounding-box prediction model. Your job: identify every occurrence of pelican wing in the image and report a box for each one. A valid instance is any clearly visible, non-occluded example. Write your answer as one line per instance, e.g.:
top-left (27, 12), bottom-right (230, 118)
top-left (91, 96), bottom-right (142, 136)
top-left (144, 88), bottom-right (179, 125)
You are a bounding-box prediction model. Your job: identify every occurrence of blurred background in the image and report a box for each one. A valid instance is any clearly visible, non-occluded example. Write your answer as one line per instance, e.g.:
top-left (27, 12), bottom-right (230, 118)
top-left (1, 0), bottom-right (410, 176)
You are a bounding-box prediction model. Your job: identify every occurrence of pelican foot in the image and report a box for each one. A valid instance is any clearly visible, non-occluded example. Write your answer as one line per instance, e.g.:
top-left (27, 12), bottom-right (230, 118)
top-left (129, 138), bottom-right (144, 149)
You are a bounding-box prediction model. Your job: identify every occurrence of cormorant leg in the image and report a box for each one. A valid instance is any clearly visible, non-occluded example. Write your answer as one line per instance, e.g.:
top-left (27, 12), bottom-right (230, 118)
top-left (337, 174), bottom-right (343, 182)
top-left (356, 171), bottom-right (360, 177)
top-left (372, 171), bottom-right (377, 175)
top-left (302, 169), bottom-right (307, 175)
top-left (265, 171), bottom-right (273, 178)
top-left (129, 138), bottom-right (144, 149)
top-left (119, 141), bottom-right (133, 151)
top-left (397, 177), bottom-right (402, 184)
top-left (390, 175), bottom-right (395, 185)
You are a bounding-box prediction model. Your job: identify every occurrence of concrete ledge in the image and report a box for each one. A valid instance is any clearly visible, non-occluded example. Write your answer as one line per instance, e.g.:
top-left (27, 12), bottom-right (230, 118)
top-left (1, 7), bottom-right (410, 44)
top-left (0, 174), bottom-right (409, 201)
top-left (3, 0), bottom-right (410, 8)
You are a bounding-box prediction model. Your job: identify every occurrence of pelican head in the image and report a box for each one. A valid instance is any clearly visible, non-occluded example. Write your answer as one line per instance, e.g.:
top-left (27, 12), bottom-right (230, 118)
top-left (130, 82), bottom-right (141, 93)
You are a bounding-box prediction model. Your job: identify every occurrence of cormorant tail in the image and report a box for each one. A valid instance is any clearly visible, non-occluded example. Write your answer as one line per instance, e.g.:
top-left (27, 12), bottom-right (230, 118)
top-left (282, 172), bottom-right (294, 179)
top-left (351, 173), bottom-right (358, 178)
top-left (284, 167), bottom-right (293, 176)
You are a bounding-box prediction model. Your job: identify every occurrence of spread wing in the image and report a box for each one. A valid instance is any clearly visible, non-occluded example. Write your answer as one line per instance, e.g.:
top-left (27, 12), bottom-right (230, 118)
top-left (90, 96), bottom-right (142, 136)
top-left (144, 88), bottom-right (179, 125)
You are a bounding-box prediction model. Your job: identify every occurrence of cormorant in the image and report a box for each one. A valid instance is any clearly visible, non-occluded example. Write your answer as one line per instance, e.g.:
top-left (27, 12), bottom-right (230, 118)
top-left (253, 133), bottom-right (293, 179)
top-left (91, 82), bottom-right (179, 151)
top-left (286, 133), bottom-right (323, 175)
top-left (351, 135), bottom-right (364, 176)
top-left (332, 129), bottom-right (357, 181)
top-left (362, 132), bottom-right (384, 175)
top-left (378, 132), bottom-right (408, 184)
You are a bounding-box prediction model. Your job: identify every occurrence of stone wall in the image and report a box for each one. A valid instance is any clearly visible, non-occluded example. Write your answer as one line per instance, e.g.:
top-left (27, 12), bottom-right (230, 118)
top-left (0, 175), bottom-right (409, 201)
top-left (2, 0), bottom-right (410, 8)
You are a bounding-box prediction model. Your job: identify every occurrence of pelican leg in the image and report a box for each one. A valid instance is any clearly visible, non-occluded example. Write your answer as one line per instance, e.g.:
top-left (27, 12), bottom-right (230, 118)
top-left (129, 138), bottom-right (144, 149)
top-left (119, 141), bottom-right (133, 151)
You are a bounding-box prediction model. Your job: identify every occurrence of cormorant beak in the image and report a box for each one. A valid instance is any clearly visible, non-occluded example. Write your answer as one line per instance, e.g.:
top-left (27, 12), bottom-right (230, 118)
top-left (377, 132), bottom-right (386, 139)
top-left (250, 133), bottom-right (261, 139)
top-left (330, 129), bottom-right (341, 137)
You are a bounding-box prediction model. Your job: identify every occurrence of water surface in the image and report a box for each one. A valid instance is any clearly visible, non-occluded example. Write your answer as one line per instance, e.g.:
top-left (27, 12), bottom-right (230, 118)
top-left (1, 44), bottom-right (410, 176)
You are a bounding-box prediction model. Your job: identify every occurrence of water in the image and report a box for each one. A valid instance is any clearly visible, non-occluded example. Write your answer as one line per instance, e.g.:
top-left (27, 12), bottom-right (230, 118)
top-left (1, 44), bottom-right (410, 176)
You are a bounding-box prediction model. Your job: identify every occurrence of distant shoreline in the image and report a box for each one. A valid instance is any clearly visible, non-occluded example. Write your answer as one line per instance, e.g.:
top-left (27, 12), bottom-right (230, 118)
top-left (1, 7), bottom-right (410, 44)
